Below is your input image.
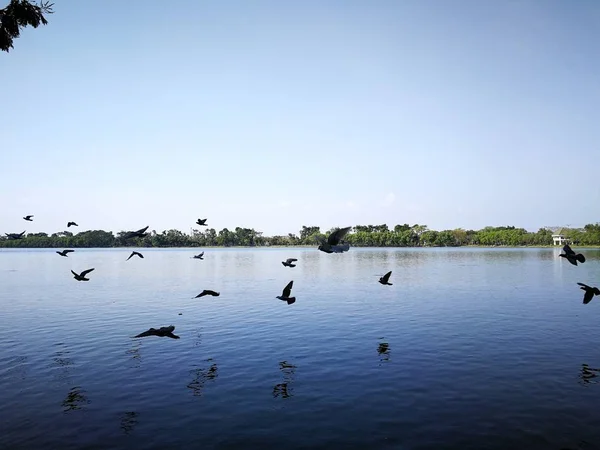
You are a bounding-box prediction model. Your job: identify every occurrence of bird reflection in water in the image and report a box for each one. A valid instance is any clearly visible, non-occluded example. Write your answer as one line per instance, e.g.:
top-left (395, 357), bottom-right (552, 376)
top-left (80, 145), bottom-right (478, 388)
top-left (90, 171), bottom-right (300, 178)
top-left (120, 411), bottom-right (139, 435)
top-left (52, 343), bottom-right (74, 383)
top-left (579, 364), bottom-right (600, 385)
top-left (378, 339), bottom-right (390, 365)
top-left (273, 360), bottom-right (297, 399)
top-left (126, 340), bottom-right (142, 369)
top-left (193, 329), bottom-right (203, 347)
top-left (62, 386), bottom-right (90, 412)
top-left (187, 358), bottom-right (218, 396)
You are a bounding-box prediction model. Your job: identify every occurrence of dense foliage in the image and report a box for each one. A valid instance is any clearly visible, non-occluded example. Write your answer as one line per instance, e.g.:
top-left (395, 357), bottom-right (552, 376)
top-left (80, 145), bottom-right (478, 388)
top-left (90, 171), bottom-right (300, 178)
top-left (1, 0), bottom-right (53, 52)
top-left (1, 224), bottom-right (600, 248)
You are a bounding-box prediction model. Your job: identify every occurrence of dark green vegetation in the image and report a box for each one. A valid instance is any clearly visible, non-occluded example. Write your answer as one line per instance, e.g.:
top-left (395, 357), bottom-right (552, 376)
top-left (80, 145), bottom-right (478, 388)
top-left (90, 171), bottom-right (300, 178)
top-left (2, 224), bottom-right (600, 248)
top-left (0, 0), bottom-right (53, 52)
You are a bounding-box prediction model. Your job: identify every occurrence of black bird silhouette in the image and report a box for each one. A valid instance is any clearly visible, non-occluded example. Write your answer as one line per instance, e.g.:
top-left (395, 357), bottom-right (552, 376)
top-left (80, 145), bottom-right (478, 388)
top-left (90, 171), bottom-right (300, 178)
top-left (127, 251), bottom-right (144, 261)
top-left (196, 218), bottom-right (208, 226)
top-left (56, 249), bottom-right (75, 257)
top-left (194, 290), bottom-right (220, 298)
top-left (23, 215), bottom-right (33, 221)
top-left (5, 231), bottom-right (26, 240)
top-left (71, 268), bottom-right (95, 281)
top-left (379, 271), bottom-right (393, 285)
top-left (318, 227), bottom-right (352, 253)
top-left (276, 280), bottom-right (296, 305)
top-left (282, 258), bottom-right (297, 267)
top-left (134, 325), bottom-right (180, 339)
top-left (67, 222), bottom-right (78, 227)
top-left (122, 226), bottom-right (149, 239)
top-left (193, 252), bottom-right (204, 260)
top-left (559, 244), bottom-right (586, 266)
top-left (577, 282), bottom-right (600, 305)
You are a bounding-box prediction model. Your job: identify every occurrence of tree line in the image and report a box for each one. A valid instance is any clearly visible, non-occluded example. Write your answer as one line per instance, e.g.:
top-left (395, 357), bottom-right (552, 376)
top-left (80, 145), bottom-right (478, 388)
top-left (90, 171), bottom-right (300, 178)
top-left (1, 224), bottom-right (600, 248)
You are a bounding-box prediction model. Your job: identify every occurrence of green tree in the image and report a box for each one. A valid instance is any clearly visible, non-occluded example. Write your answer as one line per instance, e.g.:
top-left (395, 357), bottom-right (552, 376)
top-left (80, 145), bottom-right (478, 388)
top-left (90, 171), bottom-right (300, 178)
top-left (1, 0), bottom-right (53, 52)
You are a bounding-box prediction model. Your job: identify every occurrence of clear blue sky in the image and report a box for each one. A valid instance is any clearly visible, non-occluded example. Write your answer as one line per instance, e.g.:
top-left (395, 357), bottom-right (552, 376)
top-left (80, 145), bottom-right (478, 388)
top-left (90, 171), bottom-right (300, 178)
top-left (2, 0), bottom-right (599, 236)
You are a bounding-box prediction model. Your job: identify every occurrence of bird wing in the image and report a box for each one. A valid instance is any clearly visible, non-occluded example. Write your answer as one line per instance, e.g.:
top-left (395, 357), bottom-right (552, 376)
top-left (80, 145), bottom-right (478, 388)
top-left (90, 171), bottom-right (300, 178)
top-left (196, 291), bottom-right (207, 298)
top-left (584, 290), bottom-right (594, 304)
top-left (576, 254), bottom-right (586, 263)
top-left (80, 268), bottom-right (95, 277)
top-left (71, 270), bottom-right (78, 277)
top-left (64, 249), bottom-right (74, 254)
top-left (328, 227), bottom-right (352, 245)
top-left (134, 251), bottom-right (143, 258)
top-left (282, 280), bottom-right (293, 298)
top-left (134, 329), bottom-right (156, 338)
top-left (382, 271), bottom-right (392, 283)
top-left (126, 253), bottom-right (134, 261)
top-left (286, 258), bottom-right (298, 263)
top-left (563, 244), bottom-right (575, 255)
top-left (206, 290), bottom-right (219, 296)
top-left (199, 252), bottom-right (204, 257)
top-left (578, 282), bottom-right (591, 289)
top-left (165, 332), bottom-right (180, 339)
top-left (136, 226), bottom-right (149, 234)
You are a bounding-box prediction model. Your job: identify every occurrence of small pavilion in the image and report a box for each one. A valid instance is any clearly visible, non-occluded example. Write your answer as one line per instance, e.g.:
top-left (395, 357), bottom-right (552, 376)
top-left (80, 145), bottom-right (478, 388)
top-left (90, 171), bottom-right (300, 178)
top-left (552, 228), bottom-right (569, 246)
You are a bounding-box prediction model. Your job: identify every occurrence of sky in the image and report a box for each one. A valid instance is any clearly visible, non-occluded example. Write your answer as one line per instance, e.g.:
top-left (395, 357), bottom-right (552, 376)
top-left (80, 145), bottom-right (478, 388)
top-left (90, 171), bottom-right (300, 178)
top-left (2, 0), bottom-right (599, 236)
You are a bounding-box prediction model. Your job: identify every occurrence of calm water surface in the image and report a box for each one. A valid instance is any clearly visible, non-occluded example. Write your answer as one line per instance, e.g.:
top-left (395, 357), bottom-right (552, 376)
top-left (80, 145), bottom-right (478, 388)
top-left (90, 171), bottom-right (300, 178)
top-left (1, 247), bottom-right (600, 449)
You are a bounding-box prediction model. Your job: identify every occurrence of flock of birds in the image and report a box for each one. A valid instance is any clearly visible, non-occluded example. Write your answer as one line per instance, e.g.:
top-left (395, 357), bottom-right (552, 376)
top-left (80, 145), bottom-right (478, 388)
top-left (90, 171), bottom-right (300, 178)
top-left (7, 218), bottom-right (396, 339)
top-left (5, 216), bottom-right (598, 337)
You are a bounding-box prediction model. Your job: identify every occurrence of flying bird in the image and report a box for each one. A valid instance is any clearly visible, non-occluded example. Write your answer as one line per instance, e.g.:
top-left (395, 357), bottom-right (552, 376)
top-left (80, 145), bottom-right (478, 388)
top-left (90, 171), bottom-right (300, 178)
top-left (67, 222), bottom-right (78, 227)
top-left (126, 251), bottom-right (144, 261)
top-left (282, 258), bottom-right (297, 268)
top-left (577, 282), bottom-right (600, 305)
top-left (122, 226), bottom-right (149, 239)
top-left (559, 244), bottom-right (586, 266)
top-left (5, 231), bottom-right (26, 240)
top-left (23, 215), bottom-right (33, 221)
top-left (196, 218), bottom-right (208, 226)
top-left (379, 271), bottom-right (393, 285)
top-left (194, 290), bottom-right (220, 298)
top-left (56, 249), bottom-right (75, 257)
top-left (193, 252), bottom-right (204, 260)
top-left (71, 268), bottom-right (95, 281)
top-left (134, 325), bottom-right (180, 339)
top-left (318, 227), bottom-right (352, 253)
top-left (276, 280), bottom-right (296, 305)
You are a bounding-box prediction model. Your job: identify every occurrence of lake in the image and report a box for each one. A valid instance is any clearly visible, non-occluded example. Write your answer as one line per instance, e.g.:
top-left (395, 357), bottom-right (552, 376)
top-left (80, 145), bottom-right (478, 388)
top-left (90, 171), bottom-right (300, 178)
top-left (1, 246), bottom-right (600, 450)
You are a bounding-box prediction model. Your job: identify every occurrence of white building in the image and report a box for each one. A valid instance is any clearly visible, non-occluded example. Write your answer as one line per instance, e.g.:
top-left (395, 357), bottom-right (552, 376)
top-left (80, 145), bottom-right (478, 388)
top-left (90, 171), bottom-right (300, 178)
top-left (552, 228), bottom-right (570, 246)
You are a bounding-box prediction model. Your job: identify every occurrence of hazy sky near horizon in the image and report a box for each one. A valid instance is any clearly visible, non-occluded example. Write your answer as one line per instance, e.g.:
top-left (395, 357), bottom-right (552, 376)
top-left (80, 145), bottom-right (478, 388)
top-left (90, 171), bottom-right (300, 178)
top-left (2, 0), bottom-right (599, 236)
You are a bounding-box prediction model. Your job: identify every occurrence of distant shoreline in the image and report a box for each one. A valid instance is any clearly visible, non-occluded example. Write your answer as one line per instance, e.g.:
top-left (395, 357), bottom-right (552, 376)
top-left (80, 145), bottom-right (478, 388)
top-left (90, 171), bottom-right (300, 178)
top-left (1, 245), bottom-right (598, 250)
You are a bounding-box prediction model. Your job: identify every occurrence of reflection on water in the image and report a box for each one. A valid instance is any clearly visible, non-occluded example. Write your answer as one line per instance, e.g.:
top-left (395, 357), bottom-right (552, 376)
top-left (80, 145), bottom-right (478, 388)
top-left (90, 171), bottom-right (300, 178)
top-left (194, 329), bottom-right (203, 347)
top-left (377, 339), bottom-right (390, 365)
top-left (273, 360), bottom-right (297, 399)
top-left (120, 411), bottom-right (139, 435)
top-left (126, 340), bottom-right (142, 369)
top-left (62, 386), bottom-right (90, 412)
top-left (187, 358), bottom-right (218, 397)
top-left (579, 364), bottom-right (600, 386)
top-left (3, 247), bottom-right (600, 448)
top-left (52, 343), bottom-right (73, 383)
